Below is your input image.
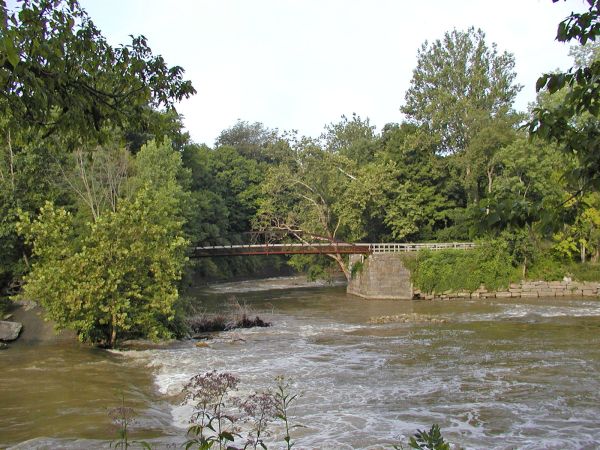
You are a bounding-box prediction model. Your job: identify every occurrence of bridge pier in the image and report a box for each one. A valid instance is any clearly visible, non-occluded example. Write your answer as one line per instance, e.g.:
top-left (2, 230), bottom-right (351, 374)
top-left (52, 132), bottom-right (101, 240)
top-left (347, 254), bottom-right (413, 300)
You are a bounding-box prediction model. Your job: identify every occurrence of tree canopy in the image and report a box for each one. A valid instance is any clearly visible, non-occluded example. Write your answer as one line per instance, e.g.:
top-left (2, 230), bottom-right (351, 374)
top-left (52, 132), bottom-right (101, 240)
top-left (18, 140), bottom-right (189, 347)
top-left (0, 0), bottom-right (195, 140)
top-left (530, 0), bottom-right (600, 194)
top-left (402, 27), bottom-right (521, 156)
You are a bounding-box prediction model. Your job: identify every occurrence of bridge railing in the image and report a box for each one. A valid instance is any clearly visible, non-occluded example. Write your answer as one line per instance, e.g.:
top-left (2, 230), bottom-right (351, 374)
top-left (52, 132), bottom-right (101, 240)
top-left (191, 242), bottom-right (372, 257)
top-left (192, 242), bottom-right (476, 256)
top-left (368, 242), bottom-right (476, 253)
top-left (193, 243), bottom-right (368, 250)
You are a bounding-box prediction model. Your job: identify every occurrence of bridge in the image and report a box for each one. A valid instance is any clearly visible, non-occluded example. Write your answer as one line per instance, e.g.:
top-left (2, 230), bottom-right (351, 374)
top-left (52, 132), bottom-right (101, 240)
top-left (191, 242), bottom-right (475, 257)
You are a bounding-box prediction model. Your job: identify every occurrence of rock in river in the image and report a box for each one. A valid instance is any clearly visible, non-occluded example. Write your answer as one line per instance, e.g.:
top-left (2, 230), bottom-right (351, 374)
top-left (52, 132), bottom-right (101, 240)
top-left (0, 320), bottom-right (23, 341)
top-left (368, 313), bottom-right (447, 325)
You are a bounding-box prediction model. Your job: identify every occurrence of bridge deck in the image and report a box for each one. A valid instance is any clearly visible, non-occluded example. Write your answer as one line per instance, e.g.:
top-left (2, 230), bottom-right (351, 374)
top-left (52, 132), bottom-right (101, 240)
top-left (192, 242), bottom-right (475, 257)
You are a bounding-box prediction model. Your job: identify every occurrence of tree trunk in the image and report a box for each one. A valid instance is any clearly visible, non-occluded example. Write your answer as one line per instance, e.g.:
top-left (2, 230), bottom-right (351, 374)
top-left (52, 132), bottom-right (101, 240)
top-left (8, 129), bottom-right (15, 191)
top-left (466, 165), bottom-right (479, 204)
top-left (581, 241), bottom-right (586, 263)
top-left (110, 314), bottom-right (117, 348)
top-left (329, 253), bottom-right (350, 281)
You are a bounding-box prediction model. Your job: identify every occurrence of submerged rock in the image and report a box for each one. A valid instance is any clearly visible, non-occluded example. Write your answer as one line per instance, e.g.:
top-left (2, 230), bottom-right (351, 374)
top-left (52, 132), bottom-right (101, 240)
top-left (368, 313), bottom-right (447, 325)
top-left (0, 321), bottom-right (22, 341)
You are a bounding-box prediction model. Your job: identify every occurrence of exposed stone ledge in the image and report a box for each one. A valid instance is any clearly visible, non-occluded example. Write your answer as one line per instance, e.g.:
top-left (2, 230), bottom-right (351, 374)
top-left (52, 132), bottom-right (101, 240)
top-left (413, 280), bottom-right (600, 300)
top-left (368, 313), bottom-right (448, 324)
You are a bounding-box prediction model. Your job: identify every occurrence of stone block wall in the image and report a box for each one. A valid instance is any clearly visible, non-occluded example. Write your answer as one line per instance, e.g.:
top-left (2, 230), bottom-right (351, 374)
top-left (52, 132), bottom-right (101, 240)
top-left (413, 280), bottom-right (600, 300)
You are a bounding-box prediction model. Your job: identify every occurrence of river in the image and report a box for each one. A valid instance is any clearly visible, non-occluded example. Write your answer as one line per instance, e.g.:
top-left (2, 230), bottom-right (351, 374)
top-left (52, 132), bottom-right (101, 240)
top-left (2, 276), bottom-right (600, 449)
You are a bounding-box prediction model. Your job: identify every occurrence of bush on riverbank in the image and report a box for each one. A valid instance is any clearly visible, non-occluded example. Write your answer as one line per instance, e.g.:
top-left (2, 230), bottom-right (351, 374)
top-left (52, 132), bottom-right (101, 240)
top-left (408, 242), bottom-right (600, 295)
top-left (407, 242), bottom-right (520, 294)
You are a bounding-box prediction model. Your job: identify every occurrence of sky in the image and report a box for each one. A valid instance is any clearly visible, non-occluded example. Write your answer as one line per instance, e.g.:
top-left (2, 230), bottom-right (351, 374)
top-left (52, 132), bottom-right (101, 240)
top-left (76, 0), bottom-right (584, 146)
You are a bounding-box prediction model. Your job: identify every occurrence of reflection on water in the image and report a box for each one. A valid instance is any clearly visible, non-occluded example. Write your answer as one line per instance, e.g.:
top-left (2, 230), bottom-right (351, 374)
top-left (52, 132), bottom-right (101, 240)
top-left (3, 277), bottom-right (600, 449)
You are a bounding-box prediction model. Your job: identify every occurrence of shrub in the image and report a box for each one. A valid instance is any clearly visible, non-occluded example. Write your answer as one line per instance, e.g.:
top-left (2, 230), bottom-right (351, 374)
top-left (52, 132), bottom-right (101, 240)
top-left (526, 254), bottom-right (567, 281)
top-left (568, 261), bottom-right (600, 282)
top-left (411, 241), bottom-right (520, 294)
top-left (350, 260), bottom-right (364, 279)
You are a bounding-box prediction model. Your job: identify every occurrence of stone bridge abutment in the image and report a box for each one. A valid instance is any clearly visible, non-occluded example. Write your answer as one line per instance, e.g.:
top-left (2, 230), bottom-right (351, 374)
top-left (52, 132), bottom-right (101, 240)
top-left (347, 253), bottom-right (414, 299)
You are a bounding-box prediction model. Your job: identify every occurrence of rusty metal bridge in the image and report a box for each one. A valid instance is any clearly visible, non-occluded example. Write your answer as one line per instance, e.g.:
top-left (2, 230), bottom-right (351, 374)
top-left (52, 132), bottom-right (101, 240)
top-left (191, 241), bottom-right (475, 257)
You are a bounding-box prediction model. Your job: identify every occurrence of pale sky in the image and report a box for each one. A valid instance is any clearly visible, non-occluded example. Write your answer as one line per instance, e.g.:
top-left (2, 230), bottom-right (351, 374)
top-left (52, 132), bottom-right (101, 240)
top-left (76, 1), bottom-right (583, 145)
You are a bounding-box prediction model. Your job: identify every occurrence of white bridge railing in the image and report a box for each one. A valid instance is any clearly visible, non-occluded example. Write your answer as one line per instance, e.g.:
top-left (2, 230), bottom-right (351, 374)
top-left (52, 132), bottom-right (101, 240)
top-left (367, 242), bottom-right (476, 253)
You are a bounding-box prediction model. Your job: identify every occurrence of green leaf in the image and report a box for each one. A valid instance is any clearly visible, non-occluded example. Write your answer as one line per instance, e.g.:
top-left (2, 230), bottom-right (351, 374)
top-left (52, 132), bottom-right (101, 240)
top-left (535, 76), bottom-right (545, 92)
top-left (219, 431), bottom-right (235, 442)
top-left (1, 34), bottom-right (19, 68)
top-left (557, 21), bottom-right (568, 41)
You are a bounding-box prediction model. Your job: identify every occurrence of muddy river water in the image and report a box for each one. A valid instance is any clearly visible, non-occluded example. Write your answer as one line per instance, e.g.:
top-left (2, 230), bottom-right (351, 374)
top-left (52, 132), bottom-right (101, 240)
top-left (2, 276), bottom-right (600, 449)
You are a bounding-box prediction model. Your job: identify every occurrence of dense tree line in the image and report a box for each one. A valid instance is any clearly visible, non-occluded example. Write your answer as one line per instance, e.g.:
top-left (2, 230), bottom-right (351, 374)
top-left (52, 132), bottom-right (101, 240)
top-left (1, 0), bottom-right (598, 346)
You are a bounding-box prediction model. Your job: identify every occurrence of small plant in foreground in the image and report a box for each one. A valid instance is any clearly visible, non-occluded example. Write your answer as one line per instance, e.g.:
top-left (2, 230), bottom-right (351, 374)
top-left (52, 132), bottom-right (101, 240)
top-left (112, 373), bottom-right (452, 449)
top-left (108, 395), bottom-right (150, 449)
top-left (274, 375), bottom-right (299, 450)
top-left (182, 372), bottom-right (301, 450)
top-left (183, 371), bottom-right (240, 449)
top-left (239, 391), bottom-right (278, 449)
top-left (393, 424), bottom-right (450, 450)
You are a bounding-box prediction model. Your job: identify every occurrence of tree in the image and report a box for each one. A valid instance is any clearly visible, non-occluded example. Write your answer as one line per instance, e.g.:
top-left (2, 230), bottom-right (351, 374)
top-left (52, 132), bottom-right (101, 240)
top-left (215, 121), bottom-right (293, 164)
top-left (482, 137), bottom-right (567, 231)
top-left (402, 27), bottom-right (521, 156)
top-left (181, 142), bottom-right (280, 279)
top-left (0, 0), bottom-right (195, 140)
top-left (384, 123), bottom-right (458, 238)
top-left (63, 142), bottom-right (132, 221)
top-left (553, 193), bottom-right (600, 262)
top-left (577, 196), bottom-right (600, 262)
top-left (255, 142), bottom-right (357, 280)
top-left (17, 140), bottom-right (189, 347)
top-left (204, 146), bottom-right (264, 235)
top-left (321, 113), bottom-right (379, 164)
top-left (0, 125), bottom-right (67, 300)
top-left (530, 0), bottom-right (600, 193)
top-left (461, 114), bottom-right (518, 204)
top-left (0, 0), bottom-right (194, 310)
